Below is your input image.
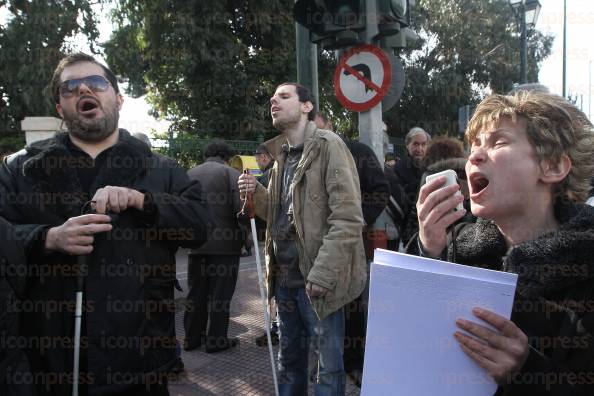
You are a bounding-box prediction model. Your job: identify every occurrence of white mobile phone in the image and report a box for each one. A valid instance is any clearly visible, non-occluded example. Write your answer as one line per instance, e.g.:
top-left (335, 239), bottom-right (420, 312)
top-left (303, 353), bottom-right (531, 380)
top-left (425, 169), bottom-right (463, 211)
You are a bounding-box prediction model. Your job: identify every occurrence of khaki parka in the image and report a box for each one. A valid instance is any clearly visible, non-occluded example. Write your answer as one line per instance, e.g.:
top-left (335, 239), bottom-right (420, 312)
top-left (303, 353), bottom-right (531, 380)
top-left (253, 121), bottom-right (367, 320)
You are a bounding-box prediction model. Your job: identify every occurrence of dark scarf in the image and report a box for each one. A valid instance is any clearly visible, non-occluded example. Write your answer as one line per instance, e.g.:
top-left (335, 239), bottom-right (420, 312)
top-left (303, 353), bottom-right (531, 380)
top-left (452, 203), bottom-right (594, 300)
top-left (20, 129), bottom-right (152, 218)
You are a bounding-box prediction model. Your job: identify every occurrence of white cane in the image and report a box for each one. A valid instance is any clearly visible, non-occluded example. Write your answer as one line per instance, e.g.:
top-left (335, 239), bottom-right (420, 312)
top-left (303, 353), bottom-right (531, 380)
top-left (73, 200), bottom-right (94, 396)
top-left (241, 173), bottom-right (279, 396)
top-left (72, 202), bottom-right (109, 396)
top-left (73, 255), bottom-right (86, 396)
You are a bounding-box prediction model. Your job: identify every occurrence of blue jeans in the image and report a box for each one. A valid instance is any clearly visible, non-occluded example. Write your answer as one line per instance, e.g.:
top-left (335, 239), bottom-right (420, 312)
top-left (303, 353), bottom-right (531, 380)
top-left (275, 285), bottom-right (346, 396)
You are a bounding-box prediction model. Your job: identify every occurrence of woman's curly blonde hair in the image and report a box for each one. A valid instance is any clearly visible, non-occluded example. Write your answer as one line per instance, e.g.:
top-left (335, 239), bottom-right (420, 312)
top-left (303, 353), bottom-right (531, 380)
top-left (466, 91), bottom-right (594, 203)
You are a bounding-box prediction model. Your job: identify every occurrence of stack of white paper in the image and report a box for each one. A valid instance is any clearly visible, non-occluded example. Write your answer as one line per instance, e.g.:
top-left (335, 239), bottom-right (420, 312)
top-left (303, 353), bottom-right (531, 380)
top-left (361, 249), bottom-right (518, 396)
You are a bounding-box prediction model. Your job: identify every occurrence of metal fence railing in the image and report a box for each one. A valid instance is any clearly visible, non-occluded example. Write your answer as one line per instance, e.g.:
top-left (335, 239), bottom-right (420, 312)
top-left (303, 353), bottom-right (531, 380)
top-left (154, 135), bottom-right (406, 167)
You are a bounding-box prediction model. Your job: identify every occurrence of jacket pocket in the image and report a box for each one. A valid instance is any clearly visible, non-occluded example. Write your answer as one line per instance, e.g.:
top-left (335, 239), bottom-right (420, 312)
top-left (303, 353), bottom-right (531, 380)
top-left (142, 278), bottom-right (175, 332)
top-left (141, 278), bottom-right (176, 370)
top-left (142, 279), bottom-right (175, 341)
top-left (305, 169), bottom-right (326, 208)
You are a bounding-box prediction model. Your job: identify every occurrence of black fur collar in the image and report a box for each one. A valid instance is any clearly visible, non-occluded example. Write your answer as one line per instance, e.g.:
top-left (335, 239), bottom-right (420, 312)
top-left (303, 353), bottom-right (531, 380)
top-left (455, 203), bottom-right (594, 299)
top-left (21, 129), bottom-right (152, 218)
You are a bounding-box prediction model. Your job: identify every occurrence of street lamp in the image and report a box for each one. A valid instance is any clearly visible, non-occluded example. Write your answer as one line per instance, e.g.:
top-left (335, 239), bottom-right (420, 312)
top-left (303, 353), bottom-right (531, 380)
top-left (509, 0), bottom-right (542, 84)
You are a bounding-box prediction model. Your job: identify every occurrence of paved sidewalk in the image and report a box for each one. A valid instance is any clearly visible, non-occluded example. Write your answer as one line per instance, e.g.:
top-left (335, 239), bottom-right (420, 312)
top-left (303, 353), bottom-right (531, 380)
top-left (169, 250), bottom-right (361, 396)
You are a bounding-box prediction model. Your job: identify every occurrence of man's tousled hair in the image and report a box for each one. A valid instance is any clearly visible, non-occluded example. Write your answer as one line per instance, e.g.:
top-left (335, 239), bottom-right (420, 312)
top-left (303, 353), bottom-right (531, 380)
top-left (277, 82), bottom-right (316, 121)
top-left (466, 91), bottom-right (594, 203)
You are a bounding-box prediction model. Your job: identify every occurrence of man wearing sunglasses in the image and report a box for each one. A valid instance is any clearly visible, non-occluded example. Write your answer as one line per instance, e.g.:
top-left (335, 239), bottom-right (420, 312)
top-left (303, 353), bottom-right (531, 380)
top-left (0, 53), bottom-right (213, 395)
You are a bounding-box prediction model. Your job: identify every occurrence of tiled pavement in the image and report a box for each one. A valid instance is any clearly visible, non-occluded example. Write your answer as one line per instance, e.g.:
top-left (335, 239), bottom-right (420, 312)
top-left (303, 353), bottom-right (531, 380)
top-left (169, 250), bottom-right (361, 396)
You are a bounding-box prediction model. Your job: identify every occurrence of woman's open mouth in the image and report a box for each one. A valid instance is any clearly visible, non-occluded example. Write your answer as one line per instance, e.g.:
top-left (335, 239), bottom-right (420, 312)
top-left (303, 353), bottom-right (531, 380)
top-left (469, 173), bottom-right (490, 199)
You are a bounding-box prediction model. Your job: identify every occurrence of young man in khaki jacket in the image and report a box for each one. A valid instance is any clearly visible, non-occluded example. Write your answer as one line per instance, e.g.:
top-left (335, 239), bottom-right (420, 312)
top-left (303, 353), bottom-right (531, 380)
top-left (239, 83), bottom-right (366, 395)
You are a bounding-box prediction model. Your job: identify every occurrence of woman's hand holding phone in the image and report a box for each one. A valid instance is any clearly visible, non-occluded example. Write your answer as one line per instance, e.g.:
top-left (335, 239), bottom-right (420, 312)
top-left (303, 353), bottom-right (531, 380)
top-left (417, 170), bottom-right (467, 258)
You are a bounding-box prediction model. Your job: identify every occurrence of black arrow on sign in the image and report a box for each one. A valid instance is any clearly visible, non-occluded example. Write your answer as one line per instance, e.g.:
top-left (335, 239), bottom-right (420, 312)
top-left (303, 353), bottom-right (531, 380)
top-left (344, 64), bottom-right (372, 92)
top-left (343, 63), bottom-right (382, 94)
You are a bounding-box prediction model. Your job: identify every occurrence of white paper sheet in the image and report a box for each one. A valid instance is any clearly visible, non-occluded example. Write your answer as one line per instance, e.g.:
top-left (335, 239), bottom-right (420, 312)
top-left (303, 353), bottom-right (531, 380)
top-left (361, 249), bottom-right (518, 396)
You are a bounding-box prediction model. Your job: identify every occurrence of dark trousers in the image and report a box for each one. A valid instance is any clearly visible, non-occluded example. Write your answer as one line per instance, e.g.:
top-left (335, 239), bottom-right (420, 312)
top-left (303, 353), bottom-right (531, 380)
top-left (387, 238), bottom-right (400, 251)
top-left (343, 292), bottom-right (367, 373)
top-left (184, 254), bottom-right (240, 348)
top-left (344, 248), bottom-right (370, 376)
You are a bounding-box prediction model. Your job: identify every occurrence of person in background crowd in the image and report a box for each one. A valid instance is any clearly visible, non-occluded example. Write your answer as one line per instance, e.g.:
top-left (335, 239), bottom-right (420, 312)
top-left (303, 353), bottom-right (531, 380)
top-left (384, 152), bottom-right (397, 169)
top-left (253, 143), bottom-right (280, 347)
top-left (313, 110), bottom-right (332, 130)
top-left (383, 165), bottom-right (407, 251)
top-left (184, 139), bottom-right (245, 353)
top-left (410, 91), bottom-right (594, 395)
top-left (254, 144), bottom-right (275, 237)
top-left (392, 127), bottom-right (431, 246)
top-left (402, 136), bottom-right (471, 243)
top-left (315, 111), bottom-right (390, 387)
top-left (381, 134), bottom-right (406, 252)
top-left (239, 83), bottom-right (366, 395)
top-left (0, 53), bottom-right (212, 395)
top-left (255, 144), bottom-right (274, 187)
top-left (420, 136), bottom-right (465, 171)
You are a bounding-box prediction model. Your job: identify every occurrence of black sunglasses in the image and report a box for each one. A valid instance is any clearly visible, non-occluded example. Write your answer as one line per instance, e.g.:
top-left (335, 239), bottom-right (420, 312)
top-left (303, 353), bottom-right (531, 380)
top-left (57, 75), bottom-right (112, 100)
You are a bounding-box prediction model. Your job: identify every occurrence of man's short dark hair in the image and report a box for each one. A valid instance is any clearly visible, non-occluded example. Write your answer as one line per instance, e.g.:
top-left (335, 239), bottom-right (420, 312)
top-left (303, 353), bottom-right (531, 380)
top-left (50, 52), bottom-right (120, 103)
top-left (422, 136), bottom-right (465, 169)
top-left (316, 111), bottom-right (329, 125)
top-left (277, 82), bottom-right (316, 121)
top-left (203, 139), bottom-right (234, 161)
top-left (254, 144), bottom-right (271, 157)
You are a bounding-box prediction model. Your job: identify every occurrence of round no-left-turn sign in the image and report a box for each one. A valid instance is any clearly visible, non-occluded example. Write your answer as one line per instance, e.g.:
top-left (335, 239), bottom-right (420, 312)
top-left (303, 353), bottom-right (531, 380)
top-left (334, 44), bottom-right (392, 112)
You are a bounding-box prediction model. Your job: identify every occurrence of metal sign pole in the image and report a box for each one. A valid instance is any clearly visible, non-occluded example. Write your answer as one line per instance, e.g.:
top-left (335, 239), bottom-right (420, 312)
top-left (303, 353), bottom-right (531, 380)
top-left (359, 0), bottom-right (385, 163)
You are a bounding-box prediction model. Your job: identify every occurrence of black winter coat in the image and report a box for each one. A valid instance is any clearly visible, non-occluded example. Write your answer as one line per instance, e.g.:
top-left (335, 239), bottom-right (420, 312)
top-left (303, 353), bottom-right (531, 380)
top-left (392, 155), bottom-right (423, 243)
top-left (402, 158), bottom-right (473, 243)
top-left (187, 157), bottom-right (244, 255)
top-left (345, 141), bottom-right (389, 226)
top-left (409, 203), bottom-right (594, 396)
top-left (0, 130), bottom-right (212, 395)
top-left (0, 217), bottom-right (35, 396)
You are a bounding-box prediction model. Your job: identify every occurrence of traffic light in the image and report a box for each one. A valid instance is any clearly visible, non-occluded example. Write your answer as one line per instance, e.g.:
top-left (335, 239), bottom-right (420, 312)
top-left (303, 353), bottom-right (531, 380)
top-left (380, 27), bottom-right (420, 51)
top-left (294, 0), bottom-right (366, 49)
top-left (375, 0), bottom-right (408, 38)
top-left (375, 0), bottom-right (420, 50)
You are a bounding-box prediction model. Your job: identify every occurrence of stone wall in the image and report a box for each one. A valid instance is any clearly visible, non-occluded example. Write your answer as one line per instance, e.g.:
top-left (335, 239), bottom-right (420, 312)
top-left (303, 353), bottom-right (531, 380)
top-left (20, 116), bottom-right (65, 145)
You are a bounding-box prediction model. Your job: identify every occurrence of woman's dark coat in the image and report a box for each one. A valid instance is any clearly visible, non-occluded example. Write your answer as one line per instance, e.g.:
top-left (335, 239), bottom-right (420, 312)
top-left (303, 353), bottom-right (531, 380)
top-left (409, 203), bottom-right (594, 395)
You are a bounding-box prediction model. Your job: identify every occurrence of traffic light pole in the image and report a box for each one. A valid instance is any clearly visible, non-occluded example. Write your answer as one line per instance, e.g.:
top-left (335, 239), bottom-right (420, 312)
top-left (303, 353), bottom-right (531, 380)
top-left (520, 3), bottom-right (527, 84)
top-left (296, 23), bottom-right (319, 111)
top-left (358, 0), bottom-right (385, 163)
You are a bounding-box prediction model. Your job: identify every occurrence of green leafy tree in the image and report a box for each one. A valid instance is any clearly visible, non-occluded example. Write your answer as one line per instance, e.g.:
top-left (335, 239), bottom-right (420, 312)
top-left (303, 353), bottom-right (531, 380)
top-left (0, 0), bottom-right (100, 136)
top-left (106, 0), bottom-right (293, 141)
top-left (106, 0), bottom-right (552, 141)
top-left (385, 0), bottom-right (553, 137)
